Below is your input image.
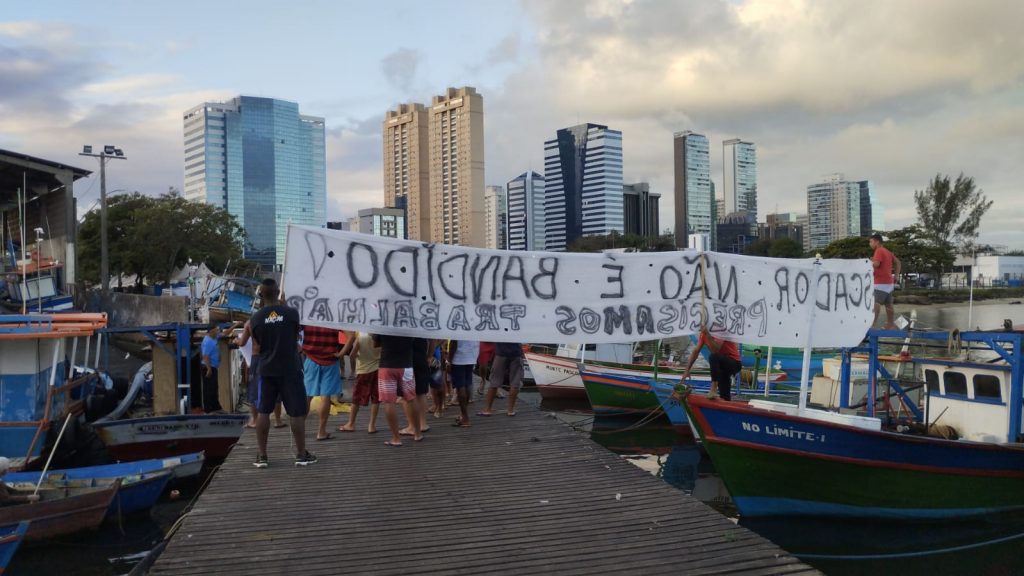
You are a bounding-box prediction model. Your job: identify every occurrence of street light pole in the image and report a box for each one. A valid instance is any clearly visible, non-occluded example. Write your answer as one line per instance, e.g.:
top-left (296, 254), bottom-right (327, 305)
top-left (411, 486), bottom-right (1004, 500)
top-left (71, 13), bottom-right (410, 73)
top-left (79, 145), bottom-right (126, 295)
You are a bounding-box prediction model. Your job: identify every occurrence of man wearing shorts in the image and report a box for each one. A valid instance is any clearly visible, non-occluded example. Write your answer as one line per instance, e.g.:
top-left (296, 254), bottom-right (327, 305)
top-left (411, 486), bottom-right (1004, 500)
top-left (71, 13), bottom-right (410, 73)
top-left (301, 324), bottom-right (344, 441)
top-left (870, 233), bottom-right (902, 329)
top-left (338, 331), bottom-right (380, 434)
top-left (448, 339), bottom-right (479, 427)
top-left (400, 338), bottom-right (434, 436)
top-left (373, 334), bottom-right (420, 446)
top-left (250, 278), bottom-right (316, 467)
top-left (682, 328), bottom-right (741, 400)
top-left (478, 342), bottom-right (524, 417)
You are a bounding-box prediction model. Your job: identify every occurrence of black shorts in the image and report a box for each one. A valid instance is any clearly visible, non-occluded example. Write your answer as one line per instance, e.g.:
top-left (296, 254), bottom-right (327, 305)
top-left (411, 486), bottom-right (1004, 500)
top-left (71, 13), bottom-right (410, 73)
top-left (451, 364), bottom-right (474, 389)
top-left (709, 354), bottom-right (742, 401)
top-left (257, 371), bottom-right (308, 416)
top-left (413, 365), bottom-right (431, 395)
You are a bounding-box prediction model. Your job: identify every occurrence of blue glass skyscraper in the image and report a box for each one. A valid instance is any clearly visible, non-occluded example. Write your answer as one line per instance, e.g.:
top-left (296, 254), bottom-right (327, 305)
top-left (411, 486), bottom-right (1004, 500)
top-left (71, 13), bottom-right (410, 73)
top-left (184, 96), bottom-right (326, 269)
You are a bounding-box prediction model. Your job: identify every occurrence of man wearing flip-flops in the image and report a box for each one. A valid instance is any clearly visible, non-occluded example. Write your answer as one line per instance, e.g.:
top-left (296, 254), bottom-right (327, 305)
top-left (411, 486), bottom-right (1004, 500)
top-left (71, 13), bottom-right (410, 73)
top-left (477, 342), bottom-right (524, 418)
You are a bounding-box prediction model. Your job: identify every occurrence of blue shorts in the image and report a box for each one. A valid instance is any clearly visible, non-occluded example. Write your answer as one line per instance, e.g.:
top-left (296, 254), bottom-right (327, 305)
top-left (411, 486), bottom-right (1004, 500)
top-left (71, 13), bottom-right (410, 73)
top-left (303, 357), bottom-right (342, 397)
top-left (451, 364), bottom-right (475, 390)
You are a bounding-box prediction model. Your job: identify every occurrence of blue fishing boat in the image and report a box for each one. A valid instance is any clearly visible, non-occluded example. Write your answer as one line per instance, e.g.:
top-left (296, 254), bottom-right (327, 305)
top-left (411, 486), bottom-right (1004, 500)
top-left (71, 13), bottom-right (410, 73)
top-left (0, 521), bottom-right (29, 573)
top-left (4, 451), bottom-right (204, 485)
top-left (7, 470), bottom-right (172, 518)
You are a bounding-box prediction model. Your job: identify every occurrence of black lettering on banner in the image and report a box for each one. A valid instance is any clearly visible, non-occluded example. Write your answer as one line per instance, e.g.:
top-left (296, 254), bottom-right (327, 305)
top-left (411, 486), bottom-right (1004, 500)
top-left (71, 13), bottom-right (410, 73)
top-left (657, 304), bottom-right (678, 334)
top-left (834, 274), bottom-right (849, 311)
top-left (727, 304), bottom-right (746, 335)
top-left (714, 262), bottom-right (740, 303)
top-left (500, 256), bottom-right (531, 300)
top-left (795, 271), bottom-right (809, 304)
top-left (337, 298), bottom-right (367, 324)
top-left (470, 255), bottom-right (501, 304)
top-left (775, 268), bottom-right (791, 313)
top-left (748, 298), bottom-right (769, 337)
top-left (864, 272), bottom-right (874, 310)
top-left (347, 243), bottom-right (379, 289)
top-left (419, 303), bottom-right (440, 330)
top-left (603, 306), bottom-right (632, 335)
top-left (710, 302), bottom-right (728, 332)
top-left (636, 305), bottom-right (655, 335)
top-left (579, 308), bottom-right (602, 334)
top-left (392, 300), bottom-right (417, 328)
top-left (474, 304), bottom-right (500, 330)
top-left (370, 299), bottom-right (390, 326)
top-left (687, 261), bottom-right (710, 300)
top-left (447, 305), bottom-right (471, 331)
top-left (287, 295), bottom-right (305, 318)
top-left (499, 304), bottom-right (527, 330)
top-left (423, 243), bottom-right (437, 301)
top-left (660, 265), bottom-right (683, 299)
top-left (555, 306), bottom-right (577, 335)
top-left (601, 264), bottom-right (625, 298)
top-left (438, 254), bottom-right (468, 301)
top-left (531, 257), bottom-right (559, 300)
top-left (816, 273), bottom-right (832, 312)
top-left (849, 273), bottom-right (863, 307)
top-left (688, 302), bottom-right (707, 331)
top-left (309, 298), bottom-right (333, 322)
top-left (384, 247), bottom-right (419, 297)
top-left (305, 232), bottom-right (329, 280)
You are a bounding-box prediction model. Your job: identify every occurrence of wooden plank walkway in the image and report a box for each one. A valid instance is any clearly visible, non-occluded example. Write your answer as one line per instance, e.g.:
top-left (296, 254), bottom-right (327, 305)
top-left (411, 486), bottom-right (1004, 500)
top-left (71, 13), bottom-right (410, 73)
top-left (151, 394), bottom-right (818, 575)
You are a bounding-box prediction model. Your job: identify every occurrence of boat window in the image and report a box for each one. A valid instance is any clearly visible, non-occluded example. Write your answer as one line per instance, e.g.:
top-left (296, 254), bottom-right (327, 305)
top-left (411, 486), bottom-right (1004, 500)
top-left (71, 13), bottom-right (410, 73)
top-left (973, 374), bottom-right (1002, 401)
top-left (584, 344), bottom-right (597, 351)
top-left (924, 369), bottom-right (939, 394)
top-left (943, 371), bottom-right (968, 396)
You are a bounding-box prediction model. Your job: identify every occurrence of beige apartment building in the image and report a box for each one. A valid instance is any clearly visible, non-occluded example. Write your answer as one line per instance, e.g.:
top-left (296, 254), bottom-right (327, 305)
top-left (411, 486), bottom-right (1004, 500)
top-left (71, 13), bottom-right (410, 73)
top-left (383, 103), bottom-right (429, 241)
top-left (428, 87), bottom-right (485, 247)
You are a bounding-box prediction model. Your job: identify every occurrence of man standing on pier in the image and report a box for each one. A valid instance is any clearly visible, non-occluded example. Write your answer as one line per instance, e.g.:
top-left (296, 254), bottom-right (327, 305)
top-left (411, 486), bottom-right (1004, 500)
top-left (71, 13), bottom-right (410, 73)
top-left (250, 278), bottom-right (317, 467)
top-left (373, 334), bottom-right (421, 446)
top-left (301, 323), bottom-right (345, 441)
top-left (199, 323), bottom-right (225, 413)
top-left (478, 342), bottom-right (524, 417)
top-left (870, 233), bottom-right (902, 330)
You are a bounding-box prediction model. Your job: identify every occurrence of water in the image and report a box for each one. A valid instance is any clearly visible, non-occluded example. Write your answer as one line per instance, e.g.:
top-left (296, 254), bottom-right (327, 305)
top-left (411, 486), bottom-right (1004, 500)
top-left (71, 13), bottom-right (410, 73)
top-left (898, 300), bottom-right (1024, 331)
top-left (541, 391), bottom-right (1024, 576)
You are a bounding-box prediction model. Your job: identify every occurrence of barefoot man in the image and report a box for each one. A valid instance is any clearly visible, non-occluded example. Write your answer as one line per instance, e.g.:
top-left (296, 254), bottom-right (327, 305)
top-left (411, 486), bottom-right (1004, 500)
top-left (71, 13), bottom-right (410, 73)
top-left (870, 233), bottom-right (901, 329)
top-left (682, 328), bottom-right (741, 401)
top-left (338, 331), bottom-right (381, 434)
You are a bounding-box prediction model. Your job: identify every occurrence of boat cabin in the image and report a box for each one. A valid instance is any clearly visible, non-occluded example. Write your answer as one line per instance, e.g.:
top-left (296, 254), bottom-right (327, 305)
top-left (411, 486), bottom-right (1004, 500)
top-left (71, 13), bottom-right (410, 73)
top-left (919, 361), bottom-right (1012, 444)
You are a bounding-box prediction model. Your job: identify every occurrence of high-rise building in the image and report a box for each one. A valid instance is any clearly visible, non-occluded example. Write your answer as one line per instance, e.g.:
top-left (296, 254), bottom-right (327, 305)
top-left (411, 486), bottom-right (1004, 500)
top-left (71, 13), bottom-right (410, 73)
top-left (544, 123), bottom-right (624, 251)
top-left (484, 185), bottom-right (507, 250)
top-left (183, 96), bottom-right (326, 269)
top-left (717, 211), bottom-right (758, 254)
top-left (506, 171), bottom-right (546, 251)
top-left (383, 103), bottom-right (429, 241)
top-left (672, 131), bottom-right (712, 248)
top-left (622, 182), bottom-right (660, 238)
top-left (358, 207), bottom-right (405, 239)
top-left (858, 180), bottom-right (885, 236)
top-left (806, 174), bottom-right (862, 250)
top-left (723, 139), bottom-right (757, 222)
top-left (759, 212), bottom-right (804, 247)
top-left (797, 213), bottom-right (810, 252)
top-left (428, 87), bottom-right (485, 246)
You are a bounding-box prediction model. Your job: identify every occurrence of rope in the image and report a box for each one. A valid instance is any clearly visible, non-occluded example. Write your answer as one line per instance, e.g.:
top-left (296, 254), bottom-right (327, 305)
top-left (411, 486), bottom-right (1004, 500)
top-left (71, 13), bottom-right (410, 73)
top-left (588, 406), bottom-right (666, 434)
top-left (794, 528), bottom-right (1024, 560)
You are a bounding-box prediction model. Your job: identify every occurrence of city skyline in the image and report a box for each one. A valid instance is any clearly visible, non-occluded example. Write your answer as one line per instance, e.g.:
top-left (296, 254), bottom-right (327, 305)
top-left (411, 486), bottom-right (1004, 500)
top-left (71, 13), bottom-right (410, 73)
top-left (3, 1), bottom-right (1023, 249)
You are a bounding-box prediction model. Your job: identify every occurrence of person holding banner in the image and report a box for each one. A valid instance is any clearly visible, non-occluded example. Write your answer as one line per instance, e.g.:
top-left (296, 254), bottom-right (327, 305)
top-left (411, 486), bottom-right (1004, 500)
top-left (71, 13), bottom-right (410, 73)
top-left (251, 278), bottom-right (317, 467)
top-left (682, 328), bottom-right (741, 401)
top-left (448, 339), bottom-right (480, 427)
top-left (478, 342), bottom-right (524, 417)
top-left (338, 331), bottom-right (380, 434)
top-left (301, 323), bottom-right (345, 441)
top-left (400, 338), bottom-right (434, 436)
top-left (373, 334), bottom-right (422, 446)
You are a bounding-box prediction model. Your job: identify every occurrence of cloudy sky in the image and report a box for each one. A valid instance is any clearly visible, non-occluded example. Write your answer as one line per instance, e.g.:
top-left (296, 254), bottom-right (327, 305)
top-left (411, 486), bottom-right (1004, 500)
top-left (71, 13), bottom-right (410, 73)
top-left (2, 0), bottom-right (1022, 248)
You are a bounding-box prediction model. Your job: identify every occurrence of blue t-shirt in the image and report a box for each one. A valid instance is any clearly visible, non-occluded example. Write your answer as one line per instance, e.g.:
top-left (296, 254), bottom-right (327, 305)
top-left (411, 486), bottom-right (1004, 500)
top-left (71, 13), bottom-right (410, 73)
top-left (201, 335), bottom-right (221, 369)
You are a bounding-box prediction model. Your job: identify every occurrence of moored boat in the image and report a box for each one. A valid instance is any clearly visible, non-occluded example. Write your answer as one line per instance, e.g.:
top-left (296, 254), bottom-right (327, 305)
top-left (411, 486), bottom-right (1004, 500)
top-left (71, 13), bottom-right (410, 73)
top-left (7, 470), bottom-right (171, 518)
top-left (684, 329), bottom-right (1024, 520)
top-left (0, 479), bottom-right (120, 541)
top-left (0, 521), bottom-right (29, 573)
top-left (92, 414), bottom-right (246, 461)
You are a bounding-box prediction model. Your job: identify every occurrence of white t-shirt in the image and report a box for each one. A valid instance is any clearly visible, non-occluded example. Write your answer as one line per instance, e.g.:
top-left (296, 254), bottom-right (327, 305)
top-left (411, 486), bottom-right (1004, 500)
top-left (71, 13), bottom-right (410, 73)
top-left (452, 340), bottom-right (480, 366)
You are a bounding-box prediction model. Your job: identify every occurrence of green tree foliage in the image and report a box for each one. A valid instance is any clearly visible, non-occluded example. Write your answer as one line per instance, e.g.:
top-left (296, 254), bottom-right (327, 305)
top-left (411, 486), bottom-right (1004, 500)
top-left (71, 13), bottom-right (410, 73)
top-left (914, 173), bottom-right (993, 252)
top-left (78, 190), bottom-right (245, 288)
top-left (742, 239), bottom-right (772, 257)
top-left (820, 236), bottom-right (872, 259)
top-left (767, 237), bottom-right (804, 258)
top-left (566, 231), bottom-right (677, 253)
top-left (885, 225), bottom-right (954, 279)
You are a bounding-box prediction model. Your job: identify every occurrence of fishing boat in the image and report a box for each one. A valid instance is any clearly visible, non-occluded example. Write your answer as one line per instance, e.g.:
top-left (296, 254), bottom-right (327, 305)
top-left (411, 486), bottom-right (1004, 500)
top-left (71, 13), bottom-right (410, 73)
top-left (0, 479), bottom-right (120, 541)
top-left (581, 365), bottom-right (796, 416)
top-left (683, 329), bottom-right (1024, 520)
top-left (0, 313), bottom-right (109, 470)
top-left (526, 343), bottom-right (635, 400)
top-left (0, 521), bottom-right (28, 573)
top-left (93, 414), bottom-right (245, 461)
top-left (207, 277), bottom-right (260, 323)
top-left (7, 470), bottom-right (170, 518)
top-left (739, 344), bottom-right (835, 377)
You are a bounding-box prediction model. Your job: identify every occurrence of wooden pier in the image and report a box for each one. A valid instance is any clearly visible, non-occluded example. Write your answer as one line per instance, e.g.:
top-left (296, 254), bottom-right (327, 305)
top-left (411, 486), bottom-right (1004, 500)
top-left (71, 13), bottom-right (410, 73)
top-left (151, 396), bottom-right (817, 575)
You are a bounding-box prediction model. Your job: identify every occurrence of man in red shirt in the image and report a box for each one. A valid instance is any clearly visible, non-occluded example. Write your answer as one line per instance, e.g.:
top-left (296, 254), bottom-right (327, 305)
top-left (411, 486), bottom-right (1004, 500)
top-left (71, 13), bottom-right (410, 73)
top-left (870, 233), bottom-right (902, 329)
top-left (682, 328), bottom-right (742, 400)
top-left (301, 324), bottom-right (345, 441)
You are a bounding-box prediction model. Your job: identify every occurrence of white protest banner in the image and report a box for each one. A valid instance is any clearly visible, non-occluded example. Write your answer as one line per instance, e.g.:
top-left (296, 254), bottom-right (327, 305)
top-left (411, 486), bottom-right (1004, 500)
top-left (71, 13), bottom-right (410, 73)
top-left (282, 225), bottom-right (874, 347)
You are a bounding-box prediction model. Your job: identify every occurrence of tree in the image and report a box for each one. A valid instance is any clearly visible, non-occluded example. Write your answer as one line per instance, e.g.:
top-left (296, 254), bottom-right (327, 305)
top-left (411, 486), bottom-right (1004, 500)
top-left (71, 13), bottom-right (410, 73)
top-left (914, 173), bottom-right (992, 253)
top-left (78, 190), bottom-right (245, 288)
top-left (884, 225), bottom-right (954, 281)
top-left (820, 236), bottom-right (872, 259)
top-left (742, 239), bottom-right (772, 257)
top-left (767, 237), bottom-right (804, 258)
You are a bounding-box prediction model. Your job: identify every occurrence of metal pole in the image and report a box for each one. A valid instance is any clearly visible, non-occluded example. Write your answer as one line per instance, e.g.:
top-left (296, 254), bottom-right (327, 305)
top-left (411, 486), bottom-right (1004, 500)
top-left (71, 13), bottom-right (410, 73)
top-left (798, 257), bottom-right (823, 415)
top-left (99, 154), bottom-right (109, 295)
